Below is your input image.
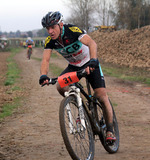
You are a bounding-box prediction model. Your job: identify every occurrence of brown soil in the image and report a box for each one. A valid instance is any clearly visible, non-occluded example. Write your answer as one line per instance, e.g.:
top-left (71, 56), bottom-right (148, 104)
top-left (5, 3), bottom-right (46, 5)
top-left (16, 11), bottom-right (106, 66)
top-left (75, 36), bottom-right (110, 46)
top-left (0, 47), bottom-right (150, 160)
top-left (0, 52), bottom-right (10, 110)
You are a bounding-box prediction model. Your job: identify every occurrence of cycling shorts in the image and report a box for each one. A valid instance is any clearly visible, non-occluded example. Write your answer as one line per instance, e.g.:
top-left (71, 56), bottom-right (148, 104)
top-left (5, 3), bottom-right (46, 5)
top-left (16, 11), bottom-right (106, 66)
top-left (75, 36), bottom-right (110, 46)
top-left (60, 60), bottom-right (106, 89)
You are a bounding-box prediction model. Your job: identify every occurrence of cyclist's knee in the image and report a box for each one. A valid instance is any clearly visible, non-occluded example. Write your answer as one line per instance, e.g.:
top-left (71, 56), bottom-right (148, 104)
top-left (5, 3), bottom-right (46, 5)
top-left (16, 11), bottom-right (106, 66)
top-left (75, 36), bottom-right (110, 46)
top-left (56, 83), bottom-right (63, 95)
top-left (94, 88), bottom-right (108, 103)
top-left (56, 83), bottom-right (68, 97)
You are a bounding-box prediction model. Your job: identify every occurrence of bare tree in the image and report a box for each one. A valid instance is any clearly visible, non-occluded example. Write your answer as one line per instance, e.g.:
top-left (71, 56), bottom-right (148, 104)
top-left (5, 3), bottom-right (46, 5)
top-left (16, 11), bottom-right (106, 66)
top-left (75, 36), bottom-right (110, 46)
top-left (95, 0), bottom-right (107, 25)
top-left (94, 0), bottom-right (116, 26)
top-left (64, 0), bottom-right (150, 31)
top-left (115, 0), bottom-right (150, 29)
top-left (65, 0), bottom-right (96, 31)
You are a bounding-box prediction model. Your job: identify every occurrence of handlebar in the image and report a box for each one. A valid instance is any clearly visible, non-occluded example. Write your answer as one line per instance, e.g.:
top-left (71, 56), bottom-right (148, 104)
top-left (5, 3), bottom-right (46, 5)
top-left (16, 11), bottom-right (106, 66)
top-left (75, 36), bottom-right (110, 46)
top-left (41, 69), bottom-right (87, 87)
top-left (41, 58), bottom-right (99, 87)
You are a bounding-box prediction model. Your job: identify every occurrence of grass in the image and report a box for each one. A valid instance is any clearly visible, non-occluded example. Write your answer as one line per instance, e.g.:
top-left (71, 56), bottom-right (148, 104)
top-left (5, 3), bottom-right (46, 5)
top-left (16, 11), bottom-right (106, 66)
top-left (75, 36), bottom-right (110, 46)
top-left (11, 86), bottom-right (21, 91)
top-left (4, 48), bottom-right (21, 86)
top-left (0, 97), bottom-right (21, 119)
top-left (102, 62), bottom-right (150, 86)
top-left (49, 63), bottom-right (63, 76)
top-left (0, 48), bottom-right (22, 121)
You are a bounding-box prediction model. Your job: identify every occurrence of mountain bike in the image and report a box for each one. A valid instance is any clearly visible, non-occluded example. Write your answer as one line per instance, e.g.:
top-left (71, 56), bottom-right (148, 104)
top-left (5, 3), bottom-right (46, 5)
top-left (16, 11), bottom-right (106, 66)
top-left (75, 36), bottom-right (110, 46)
top-left (43, 69), bottom-right (119, 160)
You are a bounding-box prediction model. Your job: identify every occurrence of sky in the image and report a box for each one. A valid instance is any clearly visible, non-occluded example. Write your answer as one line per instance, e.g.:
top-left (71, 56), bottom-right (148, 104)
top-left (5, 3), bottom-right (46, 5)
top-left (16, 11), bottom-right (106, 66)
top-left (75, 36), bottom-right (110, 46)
top-left (0, 0), bottom-right (70, 32)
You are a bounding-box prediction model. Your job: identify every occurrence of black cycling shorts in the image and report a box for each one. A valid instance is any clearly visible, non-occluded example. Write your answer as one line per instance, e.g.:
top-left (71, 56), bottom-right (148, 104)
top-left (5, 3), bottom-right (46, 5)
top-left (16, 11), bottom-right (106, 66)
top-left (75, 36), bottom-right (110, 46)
top-left (60, 61), bottom-right (106, 89)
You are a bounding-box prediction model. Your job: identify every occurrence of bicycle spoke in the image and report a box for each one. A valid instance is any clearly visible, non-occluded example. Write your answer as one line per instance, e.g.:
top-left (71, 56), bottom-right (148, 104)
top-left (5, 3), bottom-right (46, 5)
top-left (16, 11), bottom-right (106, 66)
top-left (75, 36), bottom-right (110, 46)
top-left (74, 127), bottom-right (91, 159)
top-left (74, 133), bottom-right (89, 159)
top-left (60, 97), bottom-right (94, 159)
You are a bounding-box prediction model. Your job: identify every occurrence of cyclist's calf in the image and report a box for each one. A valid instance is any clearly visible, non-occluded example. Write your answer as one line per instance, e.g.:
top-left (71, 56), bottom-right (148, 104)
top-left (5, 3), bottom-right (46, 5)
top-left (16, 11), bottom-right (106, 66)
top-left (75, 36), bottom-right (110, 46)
top-left (94, 87), bottom-right (113, 125)
top-left (94, 88), bottom-right (109, 103)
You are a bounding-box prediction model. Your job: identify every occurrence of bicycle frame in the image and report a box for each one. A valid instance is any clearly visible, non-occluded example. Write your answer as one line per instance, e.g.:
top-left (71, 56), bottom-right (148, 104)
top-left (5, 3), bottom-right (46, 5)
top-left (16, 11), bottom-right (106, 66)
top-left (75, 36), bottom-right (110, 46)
top-left (76, 80), bottom-right (103, 134)
top-left (46, 70), bottom-right (105, 135)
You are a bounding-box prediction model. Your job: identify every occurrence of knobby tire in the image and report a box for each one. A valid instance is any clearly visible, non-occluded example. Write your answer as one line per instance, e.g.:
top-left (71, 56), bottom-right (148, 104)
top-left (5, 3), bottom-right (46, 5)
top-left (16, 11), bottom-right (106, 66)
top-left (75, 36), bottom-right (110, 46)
top-left (28, 48), bottom-right (32, 59)
top-left (96, 99), bottom-right (119, 153)
top-left (59, 95), bottom-right (95, 160)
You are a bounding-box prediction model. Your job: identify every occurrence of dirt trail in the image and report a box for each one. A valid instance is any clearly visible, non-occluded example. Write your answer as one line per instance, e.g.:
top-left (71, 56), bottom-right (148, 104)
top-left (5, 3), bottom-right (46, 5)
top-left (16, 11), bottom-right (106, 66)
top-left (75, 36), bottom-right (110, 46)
top-left (0, 48), bottom-right (150, 160)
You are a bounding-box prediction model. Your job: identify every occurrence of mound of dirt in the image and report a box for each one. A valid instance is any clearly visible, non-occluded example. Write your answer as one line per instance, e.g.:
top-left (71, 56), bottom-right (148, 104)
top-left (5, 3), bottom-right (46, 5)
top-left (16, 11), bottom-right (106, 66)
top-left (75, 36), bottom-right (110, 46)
top-left (90, 25), bottom-right (150, 70)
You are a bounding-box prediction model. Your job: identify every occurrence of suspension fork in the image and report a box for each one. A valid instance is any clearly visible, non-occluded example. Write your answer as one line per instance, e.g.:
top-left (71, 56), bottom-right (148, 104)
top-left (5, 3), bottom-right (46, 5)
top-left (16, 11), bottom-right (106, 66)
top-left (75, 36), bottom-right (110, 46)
top-left (64, 86), bottom-right (86, 133)
top-left (66, 103), bottom-right (75, 134)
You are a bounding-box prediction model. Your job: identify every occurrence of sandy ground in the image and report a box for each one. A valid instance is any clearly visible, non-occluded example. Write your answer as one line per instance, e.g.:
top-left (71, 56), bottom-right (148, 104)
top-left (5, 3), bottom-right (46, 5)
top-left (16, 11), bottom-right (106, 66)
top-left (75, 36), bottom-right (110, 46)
top-left (0, 48), bottom-right (150, 160)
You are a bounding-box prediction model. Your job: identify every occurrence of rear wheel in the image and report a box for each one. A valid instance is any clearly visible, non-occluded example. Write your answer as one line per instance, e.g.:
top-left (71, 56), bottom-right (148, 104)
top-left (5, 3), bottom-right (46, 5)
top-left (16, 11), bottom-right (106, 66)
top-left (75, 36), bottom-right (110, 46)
top-left (95, 99), bottom-right (119, 153)
top-left (59, 95), bottom-right (95, 160)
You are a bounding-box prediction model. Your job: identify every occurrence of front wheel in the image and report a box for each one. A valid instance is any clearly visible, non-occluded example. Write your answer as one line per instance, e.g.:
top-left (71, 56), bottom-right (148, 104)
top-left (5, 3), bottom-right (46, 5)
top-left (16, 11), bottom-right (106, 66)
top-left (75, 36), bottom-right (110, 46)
top-left (28, 48), bottom-right (32, 59)
top-left (59, 95), bottom-right (95, 160)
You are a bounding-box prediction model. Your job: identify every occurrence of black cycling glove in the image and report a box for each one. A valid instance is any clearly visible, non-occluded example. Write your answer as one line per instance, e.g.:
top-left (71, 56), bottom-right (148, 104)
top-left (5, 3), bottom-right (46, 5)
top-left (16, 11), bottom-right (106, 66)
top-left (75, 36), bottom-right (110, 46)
top-left (39, 75), bottom-right (50, 85)
top-left (88, 58), bottom-right (99, 69)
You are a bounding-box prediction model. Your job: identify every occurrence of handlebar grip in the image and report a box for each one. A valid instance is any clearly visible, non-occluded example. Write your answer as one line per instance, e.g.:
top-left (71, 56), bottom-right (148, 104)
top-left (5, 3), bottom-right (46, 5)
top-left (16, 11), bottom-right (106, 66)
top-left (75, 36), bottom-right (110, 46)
top-left (41, 78), bottom-right (57, 87)
top-left (77, 69), bottom-right (87, 79)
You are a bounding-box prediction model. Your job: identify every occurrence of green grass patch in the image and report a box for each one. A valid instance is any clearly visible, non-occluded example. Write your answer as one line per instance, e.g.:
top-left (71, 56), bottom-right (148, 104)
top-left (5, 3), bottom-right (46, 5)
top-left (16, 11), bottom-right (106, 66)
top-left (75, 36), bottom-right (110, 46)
top-left (49, 63), bottom-right (63, 76)
top-left (4, 48), bottom-right (21, 86)
top-left (102, 62), bottom-right (150, 86)
top-left (0, 48), bottom-right (22, 121)
top-left (5, 86), bottom-right (22, 95)
top-left (11, 86), bottom-right (21, 91)
top-left (0, 97), bottom-right (21, 120)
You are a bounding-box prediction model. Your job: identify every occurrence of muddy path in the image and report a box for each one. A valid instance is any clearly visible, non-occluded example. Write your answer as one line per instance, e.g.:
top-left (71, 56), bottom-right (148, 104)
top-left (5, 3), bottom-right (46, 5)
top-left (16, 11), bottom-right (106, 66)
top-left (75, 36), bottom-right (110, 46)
top-left (0, 48), bottom-right (150, 160)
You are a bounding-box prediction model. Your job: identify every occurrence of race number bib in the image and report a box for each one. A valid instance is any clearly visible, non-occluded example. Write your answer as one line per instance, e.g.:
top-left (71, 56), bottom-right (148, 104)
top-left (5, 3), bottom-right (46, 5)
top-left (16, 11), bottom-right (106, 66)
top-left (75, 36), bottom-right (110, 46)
top-left (58, 72), bottom-right (79, 88)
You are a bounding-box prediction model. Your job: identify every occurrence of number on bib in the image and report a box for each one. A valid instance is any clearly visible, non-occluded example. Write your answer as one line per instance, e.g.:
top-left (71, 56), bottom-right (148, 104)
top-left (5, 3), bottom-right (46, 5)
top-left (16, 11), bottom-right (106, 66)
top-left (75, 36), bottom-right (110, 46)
top-left (58, 72), bottom-right (79, 88)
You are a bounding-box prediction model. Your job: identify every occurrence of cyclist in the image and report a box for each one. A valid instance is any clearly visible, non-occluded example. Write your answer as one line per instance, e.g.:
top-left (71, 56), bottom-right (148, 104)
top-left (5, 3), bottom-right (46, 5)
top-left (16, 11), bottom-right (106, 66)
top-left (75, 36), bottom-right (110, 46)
top-left (39, 11), bottom-right (116, 142)
top-left (26, 37), bottom-right (34, 59)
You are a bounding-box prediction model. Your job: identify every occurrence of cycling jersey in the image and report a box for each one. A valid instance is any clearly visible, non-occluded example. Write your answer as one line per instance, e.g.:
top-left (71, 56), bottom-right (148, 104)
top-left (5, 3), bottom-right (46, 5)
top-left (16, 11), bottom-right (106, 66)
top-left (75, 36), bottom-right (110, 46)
top-left (44, 24), bottom-right (105, 89)
top-left (44, 24), bottom-right (90, 67)
top-left (26, 40), bottom-right (34, 46)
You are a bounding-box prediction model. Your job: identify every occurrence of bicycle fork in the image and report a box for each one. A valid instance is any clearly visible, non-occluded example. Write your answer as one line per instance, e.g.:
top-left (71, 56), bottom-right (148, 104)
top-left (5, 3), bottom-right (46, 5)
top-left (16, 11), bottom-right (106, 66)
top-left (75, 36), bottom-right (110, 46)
top-left (65, 86), bottom-right (86, 134)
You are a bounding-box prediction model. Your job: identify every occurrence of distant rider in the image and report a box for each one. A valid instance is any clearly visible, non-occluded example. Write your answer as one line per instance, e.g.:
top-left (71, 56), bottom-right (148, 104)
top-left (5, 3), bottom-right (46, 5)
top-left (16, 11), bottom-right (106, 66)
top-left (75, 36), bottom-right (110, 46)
top-left (26, 37), bottom-right (34, 58)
